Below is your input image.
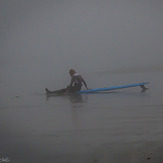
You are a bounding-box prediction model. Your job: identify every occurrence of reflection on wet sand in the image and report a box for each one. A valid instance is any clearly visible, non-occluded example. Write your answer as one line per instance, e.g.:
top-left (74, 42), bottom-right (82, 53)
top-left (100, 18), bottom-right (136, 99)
top-left (46, 94), bottom-right (88, 104)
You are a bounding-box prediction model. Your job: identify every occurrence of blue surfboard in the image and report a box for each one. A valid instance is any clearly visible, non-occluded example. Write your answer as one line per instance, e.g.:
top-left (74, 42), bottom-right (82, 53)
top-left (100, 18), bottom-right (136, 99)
top-left (78, 82), bottom-right (149, 94)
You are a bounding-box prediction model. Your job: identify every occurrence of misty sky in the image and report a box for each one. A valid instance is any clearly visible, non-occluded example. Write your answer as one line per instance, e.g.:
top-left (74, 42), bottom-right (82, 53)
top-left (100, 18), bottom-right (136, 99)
top-left (0, 0), bottom-right (163, 93)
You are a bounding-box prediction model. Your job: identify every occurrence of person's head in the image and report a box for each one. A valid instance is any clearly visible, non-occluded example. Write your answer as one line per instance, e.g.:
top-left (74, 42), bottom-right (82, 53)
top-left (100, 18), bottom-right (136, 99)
top-left (69, 69), bottom-right (76, 76)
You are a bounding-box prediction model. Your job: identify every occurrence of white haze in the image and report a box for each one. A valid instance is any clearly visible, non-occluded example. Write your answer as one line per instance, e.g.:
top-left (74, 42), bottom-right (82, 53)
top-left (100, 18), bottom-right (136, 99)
top-left (0, 0), bottom-right (163, 96)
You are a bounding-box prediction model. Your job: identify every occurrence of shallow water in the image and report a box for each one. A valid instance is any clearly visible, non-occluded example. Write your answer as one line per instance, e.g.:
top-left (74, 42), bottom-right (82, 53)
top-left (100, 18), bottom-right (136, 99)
top-left (0, 71), bottom-right (163, 162)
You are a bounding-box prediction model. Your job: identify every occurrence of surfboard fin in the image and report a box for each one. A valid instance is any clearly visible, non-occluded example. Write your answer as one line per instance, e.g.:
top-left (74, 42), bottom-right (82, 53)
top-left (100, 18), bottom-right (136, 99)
top-left (140, 84), bottom-right (148, 91)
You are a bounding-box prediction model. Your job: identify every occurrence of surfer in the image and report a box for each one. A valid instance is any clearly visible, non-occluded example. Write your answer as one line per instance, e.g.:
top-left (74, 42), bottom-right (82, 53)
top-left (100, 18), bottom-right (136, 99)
top-left (68, 69), bottom-right (88, 93)
top-left (45, 69), bottom-right (88, 94)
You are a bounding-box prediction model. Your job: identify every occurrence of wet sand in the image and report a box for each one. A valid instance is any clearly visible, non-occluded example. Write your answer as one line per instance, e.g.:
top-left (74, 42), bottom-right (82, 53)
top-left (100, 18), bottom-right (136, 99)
top-left (1, 91), bottom-right (163, 163)
top-left (0, 72), bottom-right (163, 162)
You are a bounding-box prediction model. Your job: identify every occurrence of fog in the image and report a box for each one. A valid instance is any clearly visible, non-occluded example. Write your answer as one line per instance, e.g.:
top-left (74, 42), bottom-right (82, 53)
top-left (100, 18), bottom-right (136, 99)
top-left (1, 1), bottom-right (163, 162)
top-left (1, 0), bottom-right (163, 95)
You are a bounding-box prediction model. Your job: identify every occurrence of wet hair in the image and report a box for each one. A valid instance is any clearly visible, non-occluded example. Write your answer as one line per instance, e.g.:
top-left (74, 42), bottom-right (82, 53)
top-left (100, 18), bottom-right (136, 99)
top-left (69, 69), bottom-right (76, 75)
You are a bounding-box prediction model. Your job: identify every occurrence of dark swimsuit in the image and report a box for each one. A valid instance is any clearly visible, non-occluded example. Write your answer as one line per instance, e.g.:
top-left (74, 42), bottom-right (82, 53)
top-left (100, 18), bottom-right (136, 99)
top-left (45, 73), bottom-right (83, 95)
top-left (69, 74), bottom-right (82, 93)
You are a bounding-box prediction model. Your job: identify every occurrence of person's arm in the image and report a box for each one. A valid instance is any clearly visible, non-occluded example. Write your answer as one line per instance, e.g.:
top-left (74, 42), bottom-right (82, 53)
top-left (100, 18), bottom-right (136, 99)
top-left (79, 75), bottom-right (88, 89)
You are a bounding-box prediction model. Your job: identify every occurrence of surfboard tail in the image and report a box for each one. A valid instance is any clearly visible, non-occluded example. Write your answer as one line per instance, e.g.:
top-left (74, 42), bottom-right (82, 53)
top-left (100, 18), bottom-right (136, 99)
top-left (139, 82), bottom-right (149, 91)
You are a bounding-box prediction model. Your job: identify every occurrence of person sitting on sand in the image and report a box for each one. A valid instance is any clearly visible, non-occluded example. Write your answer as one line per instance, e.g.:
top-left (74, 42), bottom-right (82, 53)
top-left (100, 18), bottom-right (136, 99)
top-left (68, 69), bottom-right (88, 93)
top-left (45, 69), bottom-right (88, 94)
